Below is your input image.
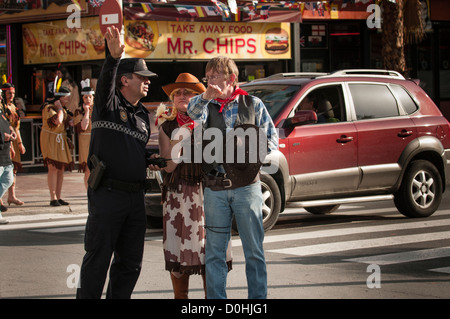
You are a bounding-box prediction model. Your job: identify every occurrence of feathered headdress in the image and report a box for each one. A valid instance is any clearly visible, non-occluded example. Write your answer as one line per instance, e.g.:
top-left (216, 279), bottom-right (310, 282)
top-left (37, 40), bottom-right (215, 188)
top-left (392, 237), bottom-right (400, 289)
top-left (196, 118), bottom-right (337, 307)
top-left (54, 76), bottom-right (71, 97)
top-left (80, 79), bottom-right (95, 95)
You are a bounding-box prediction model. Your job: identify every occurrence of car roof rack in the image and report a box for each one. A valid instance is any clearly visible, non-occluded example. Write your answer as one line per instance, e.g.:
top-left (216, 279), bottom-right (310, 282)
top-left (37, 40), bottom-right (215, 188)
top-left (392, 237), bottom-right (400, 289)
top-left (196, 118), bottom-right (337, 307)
top-left (253, 72), bottom-right (328, 81)
top-left (324, 69), bottom-right (405, 79)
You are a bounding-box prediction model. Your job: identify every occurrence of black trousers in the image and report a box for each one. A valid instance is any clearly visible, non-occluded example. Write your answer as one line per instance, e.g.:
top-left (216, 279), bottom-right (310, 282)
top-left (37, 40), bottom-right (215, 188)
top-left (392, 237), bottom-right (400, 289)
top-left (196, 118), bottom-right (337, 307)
top-left (76, 186), bottom-right (147, 299)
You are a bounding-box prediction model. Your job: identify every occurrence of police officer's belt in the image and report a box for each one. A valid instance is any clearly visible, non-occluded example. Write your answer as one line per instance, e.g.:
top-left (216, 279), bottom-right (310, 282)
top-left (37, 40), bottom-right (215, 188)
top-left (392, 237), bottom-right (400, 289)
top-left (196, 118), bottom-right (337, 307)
top-left (101, 178), bottom-right (146, 192)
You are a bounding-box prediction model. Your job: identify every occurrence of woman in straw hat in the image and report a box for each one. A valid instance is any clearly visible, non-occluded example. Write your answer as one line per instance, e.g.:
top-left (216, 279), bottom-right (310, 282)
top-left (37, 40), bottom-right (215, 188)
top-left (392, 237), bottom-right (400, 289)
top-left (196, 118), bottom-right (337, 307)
top-left (156, 73), bottom-right (232, 299)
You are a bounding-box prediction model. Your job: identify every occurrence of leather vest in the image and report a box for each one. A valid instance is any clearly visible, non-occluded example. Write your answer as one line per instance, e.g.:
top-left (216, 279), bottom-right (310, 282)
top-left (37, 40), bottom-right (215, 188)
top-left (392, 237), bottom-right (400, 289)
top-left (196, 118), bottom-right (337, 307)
top-left (202, 95), bottom-right (255, 174)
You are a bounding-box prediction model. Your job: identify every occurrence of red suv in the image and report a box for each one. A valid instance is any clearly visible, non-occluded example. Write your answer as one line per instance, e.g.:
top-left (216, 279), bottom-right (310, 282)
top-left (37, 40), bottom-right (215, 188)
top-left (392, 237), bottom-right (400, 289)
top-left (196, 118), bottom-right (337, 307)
top-left (239, 69), bottom-right (450, 230)
top-left (146, 69), bottom-right (450, 231)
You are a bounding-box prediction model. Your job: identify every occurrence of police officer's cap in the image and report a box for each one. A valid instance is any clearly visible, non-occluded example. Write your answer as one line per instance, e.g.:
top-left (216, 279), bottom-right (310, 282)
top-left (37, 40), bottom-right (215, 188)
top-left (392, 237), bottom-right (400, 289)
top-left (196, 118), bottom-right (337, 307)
top-left (117, 58), bottom-right (157, 78)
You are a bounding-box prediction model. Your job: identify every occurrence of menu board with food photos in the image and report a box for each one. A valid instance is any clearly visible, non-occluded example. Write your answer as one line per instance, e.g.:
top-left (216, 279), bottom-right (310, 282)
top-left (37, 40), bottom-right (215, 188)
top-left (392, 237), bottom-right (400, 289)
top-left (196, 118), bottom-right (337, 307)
top-left (123, 20), bottom-right (291, 60)
top-left (22, 17), bottom-right (105, 64)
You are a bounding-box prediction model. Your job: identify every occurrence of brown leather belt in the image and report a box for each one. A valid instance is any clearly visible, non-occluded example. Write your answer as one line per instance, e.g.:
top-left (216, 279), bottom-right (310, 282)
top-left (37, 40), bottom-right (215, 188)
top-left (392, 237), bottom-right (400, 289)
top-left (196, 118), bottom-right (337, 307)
top-left (203, 174), bottom-right (259, 191)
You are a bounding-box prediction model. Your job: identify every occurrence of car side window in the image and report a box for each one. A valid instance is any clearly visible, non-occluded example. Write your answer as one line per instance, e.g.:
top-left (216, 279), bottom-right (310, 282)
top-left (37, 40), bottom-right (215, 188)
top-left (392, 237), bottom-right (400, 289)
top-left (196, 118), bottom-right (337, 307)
top-left (349, 83), bottom-right (399, 120)
top-left (390, 84), bottom-right (419, 115)
top-left (297, 84), bottom-right (346, 123)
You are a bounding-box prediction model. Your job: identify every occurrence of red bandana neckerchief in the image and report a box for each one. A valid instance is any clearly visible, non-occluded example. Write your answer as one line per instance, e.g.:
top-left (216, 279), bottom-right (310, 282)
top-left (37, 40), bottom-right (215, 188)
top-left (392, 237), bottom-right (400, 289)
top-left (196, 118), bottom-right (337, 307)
top-left (215, 88), bottom-right (248, 113)
top-left (176, 111), bottom-right (195, 130)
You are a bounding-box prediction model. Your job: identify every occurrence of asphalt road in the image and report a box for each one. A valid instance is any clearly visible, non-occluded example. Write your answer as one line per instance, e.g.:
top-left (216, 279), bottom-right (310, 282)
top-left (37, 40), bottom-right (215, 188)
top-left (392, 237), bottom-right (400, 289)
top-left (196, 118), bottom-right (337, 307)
top-left (1, 185), bottom-right (449, 301)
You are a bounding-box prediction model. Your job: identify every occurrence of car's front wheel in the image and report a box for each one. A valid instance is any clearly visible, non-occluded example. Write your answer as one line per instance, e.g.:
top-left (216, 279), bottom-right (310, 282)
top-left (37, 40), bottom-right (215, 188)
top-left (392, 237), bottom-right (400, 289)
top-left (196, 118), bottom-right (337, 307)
top-left (260, 174), bottom-right (282, 231)
top-left (394, 160), bottom-right (443, 218)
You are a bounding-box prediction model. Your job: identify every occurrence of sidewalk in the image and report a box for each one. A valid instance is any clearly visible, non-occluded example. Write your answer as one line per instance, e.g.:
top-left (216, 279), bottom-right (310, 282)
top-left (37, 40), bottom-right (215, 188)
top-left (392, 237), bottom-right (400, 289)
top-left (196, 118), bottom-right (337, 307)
top-left (1, 170), bottom-right (88, 222)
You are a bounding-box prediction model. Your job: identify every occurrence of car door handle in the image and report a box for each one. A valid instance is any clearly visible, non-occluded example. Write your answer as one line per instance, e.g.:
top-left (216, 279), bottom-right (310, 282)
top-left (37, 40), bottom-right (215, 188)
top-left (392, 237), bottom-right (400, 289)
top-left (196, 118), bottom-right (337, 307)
top-left (336, 135), bottom-right (354, 143)
top-left (398, 129), bottom-right (413, 137)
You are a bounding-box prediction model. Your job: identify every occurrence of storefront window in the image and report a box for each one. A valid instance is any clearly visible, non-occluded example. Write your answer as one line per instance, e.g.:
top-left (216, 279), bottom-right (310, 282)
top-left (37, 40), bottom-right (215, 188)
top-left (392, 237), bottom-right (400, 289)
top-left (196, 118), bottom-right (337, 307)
top-left (439, 27), bottom-right (450, 99)
top-left (329, 23), bottom-right (361, 70)
top-left (300, 23), bottom-right (328, 72)
top-left (369, 30), bottom-right (383, 69)
top-left (0, 26), bottom-right (6, 80)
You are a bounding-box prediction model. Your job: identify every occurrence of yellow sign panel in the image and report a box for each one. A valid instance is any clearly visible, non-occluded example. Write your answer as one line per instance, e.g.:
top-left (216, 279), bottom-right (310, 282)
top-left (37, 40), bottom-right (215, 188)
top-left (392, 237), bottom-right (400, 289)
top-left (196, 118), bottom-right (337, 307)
top-left (124, 20), bottom-right (291, 60)
top-left (23, 17), bottom-right (105, 65)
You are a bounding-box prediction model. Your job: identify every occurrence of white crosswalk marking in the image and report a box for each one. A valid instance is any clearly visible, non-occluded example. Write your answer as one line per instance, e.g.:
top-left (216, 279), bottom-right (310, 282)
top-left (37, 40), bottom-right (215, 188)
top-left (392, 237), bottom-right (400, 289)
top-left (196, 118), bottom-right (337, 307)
top-left (267, 231), bottom-right (450, 256)
top-left (259, 213), bottom-right (450, 275)
top-left (30, 226), bottom-right (86, 233)
top-left (429, 267), bottom-right (450, 274)
top-left (1, 219), bottom-right (87, 231)
top-left (232, 218), bottom-right (450, 247)
top-left (343, 247), bottom-right (450, 265)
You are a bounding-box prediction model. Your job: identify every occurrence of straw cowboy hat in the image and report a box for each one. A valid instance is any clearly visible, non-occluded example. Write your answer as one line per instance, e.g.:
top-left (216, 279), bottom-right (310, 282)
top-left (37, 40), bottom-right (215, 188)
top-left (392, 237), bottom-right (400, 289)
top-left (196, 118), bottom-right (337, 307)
top-left (162, 73), bottom-right (206, 97)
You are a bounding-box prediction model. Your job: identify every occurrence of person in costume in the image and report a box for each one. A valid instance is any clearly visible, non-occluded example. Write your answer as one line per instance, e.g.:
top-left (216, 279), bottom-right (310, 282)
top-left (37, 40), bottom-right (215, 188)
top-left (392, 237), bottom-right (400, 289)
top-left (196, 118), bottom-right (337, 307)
top-left (157, 73), bottom-right (233, 299)
top-left (73, 79), bottom-right (94, 189)
top-left (1, 82), bottom-right (25, 206)
top-left (0, 102), bottom-right (16, 223)
top-left (40, 78), bottom-right (74, 206)
top-left (187, 56), bottom-right (278, 299)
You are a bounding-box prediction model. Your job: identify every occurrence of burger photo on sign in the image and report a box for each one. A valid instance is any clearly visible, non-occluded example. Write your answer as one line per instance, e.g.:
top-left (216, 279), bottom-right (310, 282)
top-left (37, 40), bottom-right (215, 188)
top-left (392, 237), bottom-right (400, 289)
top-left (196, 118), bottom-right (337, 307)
top-left (264, 28), bottom-right (289, 54)
top-left (125, 21), bottom-right (158, 58)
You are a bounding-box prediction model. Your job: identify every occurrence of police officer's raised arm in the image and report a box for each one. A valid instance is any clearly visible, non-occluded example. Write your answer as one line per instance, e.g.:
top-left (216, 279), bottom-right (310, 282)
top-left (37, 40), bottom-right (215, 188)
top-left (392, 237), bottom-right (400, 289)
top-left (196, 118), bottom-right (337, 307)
top-left (105, 26), bottom-right (125, 59)
top-left (94, 27), bottom-right (124, 114)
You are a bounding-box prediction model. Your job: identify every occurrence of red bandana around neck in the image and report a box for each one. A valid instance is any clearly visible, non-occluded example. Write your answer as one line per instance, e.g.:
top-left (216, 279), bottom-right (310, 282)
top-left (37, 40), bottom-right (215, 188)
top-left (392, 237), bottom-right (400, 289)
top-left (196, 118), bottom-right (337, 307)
top-left (176, 111), bottom-right (195, 130)
top-left (215, 88), bottom-right (248, 113)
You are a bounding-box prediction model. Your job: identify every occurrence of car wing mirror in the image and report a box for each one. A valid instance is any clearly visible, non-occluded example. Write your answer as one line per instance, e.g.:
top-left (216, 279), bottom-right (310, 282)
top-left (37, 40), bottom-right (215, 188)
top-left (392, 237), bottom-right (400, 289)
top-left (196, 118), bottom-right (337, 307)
top-left (283, 110), bottom-right (317, 128)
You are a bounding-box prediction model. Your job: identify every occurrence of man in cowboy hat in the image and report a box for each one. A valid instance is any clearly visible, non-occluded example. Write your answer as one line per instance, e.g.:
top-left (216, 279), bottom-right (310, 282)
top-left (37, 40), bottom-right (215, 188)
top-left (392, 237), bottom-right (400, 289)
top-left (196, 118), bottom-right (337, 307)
top-left (77, 26), bottom-right (157, 299)
top-left (187, 56), bottom-right (278, 299)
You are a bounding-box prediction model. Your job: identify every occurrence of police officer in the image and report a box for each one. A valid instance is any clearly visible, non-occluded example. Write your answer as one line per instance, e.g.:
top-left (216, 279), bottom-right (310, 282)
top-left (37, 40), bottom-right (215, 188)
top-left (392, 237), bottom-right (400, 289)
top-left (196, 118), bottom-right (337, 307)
top-left (77, 26), bottom-right (157, 299)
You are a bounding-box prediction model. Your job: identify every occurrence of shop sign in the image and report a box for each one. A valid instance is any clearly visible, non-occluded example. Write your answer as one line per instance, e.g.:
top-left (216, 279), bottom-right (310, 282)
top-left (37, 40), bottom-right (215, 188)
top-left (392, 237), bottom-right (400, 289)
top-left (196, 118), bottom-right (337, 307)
top-left (22, 17), bottom-right (105, 65)
top-left (123, 20), bottom-right (290, 60)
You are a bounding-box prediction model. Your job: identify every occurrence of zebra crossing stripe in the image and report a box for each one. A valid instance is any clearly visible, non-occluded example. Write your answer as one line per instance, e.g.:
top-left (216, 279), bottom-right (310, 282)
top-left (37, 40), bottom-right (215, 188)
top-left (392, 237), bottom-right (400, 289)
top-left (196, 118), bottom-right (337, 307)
top-left (232, 218), bottom-right (450, 247)
top-left (429, 267), bottom-right (450, 274)
top-left (267, 231), bottom-right (450, 257)
top-left (29, 226), bottom-right (86, 233)
top-left (343, 246), bottom-right (450, 265)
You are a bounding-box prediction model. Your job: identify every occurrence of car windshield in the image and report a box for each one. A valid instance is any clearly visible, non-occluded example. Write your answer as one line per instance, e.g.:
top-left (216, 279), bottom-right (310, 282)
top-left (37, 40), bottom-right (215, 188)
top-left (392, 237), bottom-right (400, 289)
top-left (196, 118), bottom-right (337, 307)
top-left (243, 84), bottom-right (300, 119)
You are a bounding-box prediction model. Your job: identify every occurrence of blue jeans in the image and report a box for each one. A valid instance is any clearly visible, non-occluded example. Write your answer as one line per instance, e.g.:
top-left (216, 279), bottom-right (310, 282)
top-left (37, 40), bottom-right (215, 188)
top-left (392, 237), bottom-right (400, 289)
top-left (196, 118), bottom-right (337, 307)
top-left (204, 182), bottom-right (267, 299)
top-left (0, 164), bottom-right (14, 198)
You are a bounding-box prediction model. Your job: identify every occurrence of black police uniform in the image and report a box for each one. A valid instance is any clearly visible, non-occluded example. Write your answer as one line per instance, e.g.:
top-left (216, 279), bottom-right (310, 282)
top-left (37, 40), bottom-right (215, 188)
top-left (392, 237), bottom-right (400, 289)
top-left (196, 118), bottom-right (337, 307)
top-left (77, 55), bottom-right (154, 299)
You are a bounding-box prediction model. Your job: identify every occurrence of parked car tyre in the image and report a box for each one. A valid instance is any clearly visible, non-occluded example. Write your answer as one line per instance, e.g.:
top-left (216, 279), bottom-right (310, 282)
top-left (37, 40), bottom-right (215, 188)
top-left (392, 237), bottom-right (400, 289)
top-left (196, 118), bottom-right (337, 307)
top-left (394, 160), bottom-right (443, 218)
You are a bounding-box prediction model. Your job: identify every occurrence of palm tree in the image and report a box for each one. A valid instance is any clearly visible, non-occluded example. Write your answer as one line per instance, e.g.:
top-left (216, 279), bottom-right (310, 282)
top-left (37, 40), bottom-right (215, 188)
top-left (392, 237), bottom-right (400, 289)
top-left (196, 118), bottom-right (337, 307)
top-left (380, 0), bottom-right (424, 76)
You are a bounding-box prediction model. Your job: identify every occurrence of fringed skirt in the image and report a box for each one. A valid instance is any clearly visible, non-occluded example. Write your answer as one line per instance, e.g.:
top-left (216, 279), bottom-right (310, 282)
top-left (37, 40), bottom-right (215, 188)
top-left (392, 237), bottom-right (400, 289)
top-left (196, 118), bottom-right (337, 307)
top-left (162, 182), bottom-right (233, 275)
top-left (163, 182), bottom-right (206, 275)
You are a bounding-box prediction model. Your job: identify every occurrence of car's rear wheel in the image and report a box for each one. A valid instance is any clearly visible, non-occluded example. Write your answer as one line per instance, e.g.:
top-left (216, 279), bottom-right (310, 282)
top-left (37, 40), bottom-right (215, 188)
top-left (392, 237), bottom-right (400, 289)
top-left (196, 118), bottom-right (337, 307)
top-left (394, 160), bottom-right (442, 218)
